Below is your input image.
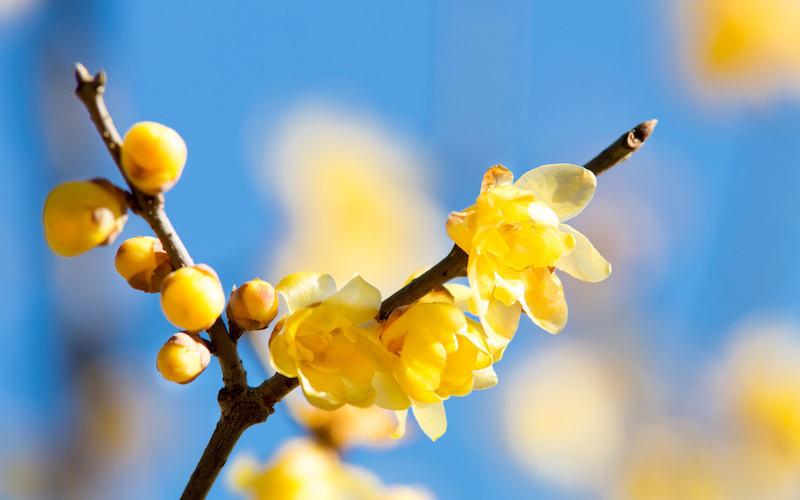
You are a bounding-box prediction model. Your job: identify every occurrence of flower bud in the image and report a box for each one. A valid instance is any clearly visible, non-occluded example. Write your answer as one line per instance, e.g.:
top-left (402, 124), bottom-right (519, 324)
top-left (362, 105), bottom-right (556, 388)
top-left (43, 178), bottom-right (128, 257)
top-left (226, 279), bottom-right (279, 331)
top-left (114, 236), bottom-right (174, 293)
top-left (156, 332), bottom-right (211, 384)
top-left (121, 121), bottom-right (187, 195)
top-left (160, 264), bottom-right (225, 331)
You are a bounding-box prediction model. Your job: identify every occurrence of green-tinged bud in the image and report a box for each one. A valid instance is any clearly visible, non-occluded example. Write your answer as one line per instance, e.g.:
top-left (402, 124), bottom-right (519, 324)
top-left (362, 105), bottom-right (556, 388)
top-left (121, 121), bottom-right (187, 195)
top-left (156, 332), bottom-right (211, 384)
top-left (43, 178), bottom-right (128, 257)
top-left (114, 236), bottom-right (174, 293)
top-left (226, 279), bottom-right (279, 331)
top-left (160, 264), bottom-right (225, 331)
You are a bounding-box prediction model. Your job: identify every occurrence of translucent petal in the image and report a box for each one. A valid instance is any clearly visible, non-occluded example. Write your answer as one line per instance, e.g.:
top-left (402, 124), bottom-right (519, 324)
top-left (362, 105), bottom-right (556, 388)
top-left (472, 366), bottom-right (498, 390)
top-left (514, 163), bottom-right (597, 222)
top-left (372, 371), bottom-right (412, 410)
top-left (480, 299), bottom-right (521, 360)
top-left (443, 283), bottom-right (473, 313)
top-left (322, 274), bottom-right (381, 324)
top-left (412, 401), bottom-right (447, 441)
top-left (556, 224), bottom-right (612, 283)
top-left (521, 267), bottom-right (568, 334)
top-left (392, 410), bottom-right (409, 439)
top-left (276, 272), bottom-right (337, 313)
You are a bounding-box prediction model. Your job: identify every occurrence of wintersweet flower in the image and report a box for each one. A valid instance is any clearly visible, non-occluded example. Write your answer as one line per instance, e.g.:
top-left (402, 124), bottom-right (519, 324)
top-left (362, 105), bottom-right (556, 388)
top-left (269, 272), bottom-right (406, 410)
top-left (378, 288), bottom-right (497, 440)
top-left (447, 164), bottom-right (610, 349)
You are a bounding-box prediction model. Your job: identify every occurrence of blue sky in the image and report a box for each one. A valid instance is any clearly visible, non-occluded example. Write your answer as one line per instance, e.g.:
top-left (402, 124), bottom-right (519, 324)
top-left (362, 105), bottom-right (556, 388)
top-left (3, 1), bottom-right (800, 499)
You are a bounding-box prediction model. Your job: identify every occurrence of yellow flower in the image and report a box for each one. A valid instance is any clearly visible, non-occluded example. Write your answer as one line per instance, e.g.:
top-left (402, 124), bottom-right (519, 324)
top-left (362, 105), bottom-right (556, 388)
top-left (160, 264), bottom-right (226, 332)
top-left (378, 290), bottom-right (497, 440)
top-left (269, 272), bottom-right (406, 410)
top-left (228, 438), bottom-right (437, 500)
top-left (156, 332), bottom-right (211, 384)
top-left (114, 236), bottom-right (173, 293)
top-left (42, 178), bottom-right (128, 257)
top-left (447, 164), bottom-right (610, 349)
top-left (227, 279), bottom-right (280, 331)
top-left (121, 121), bottom-right (187, 195)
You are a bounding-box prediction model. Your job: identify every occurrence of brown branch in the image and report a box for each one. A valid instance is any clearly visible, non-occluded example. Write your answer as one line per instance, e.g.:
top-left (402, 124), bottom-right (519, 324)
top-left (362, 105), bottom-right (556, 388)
top-left (583, 119), bottom-right (658, 176)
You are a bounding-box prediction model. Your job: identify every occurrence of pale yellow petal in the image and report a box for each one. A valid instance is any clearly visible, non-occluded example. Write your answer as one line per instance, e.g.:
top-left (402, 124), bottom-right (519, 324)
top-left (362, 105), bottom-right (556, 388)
top-left (412, 401), bottom-right (447, 441)
top-left (514, 163), bottom-right (597, 222)
top-left (392, 410), bottom-right (409, 439)
top-left (555, 224), bottom-right (612, 283)
top-left (276, 272), bottom-right (337, 313)
top-left (472, 366), bottom-right (498, 390)
top-left (446, 211), bottom-right (474, 253)
top-left (268, 333), bottom-right (299, 378)
top-left (372, 371), bottom-right (412, 410)
top-left (444, 283), bottom-right (473, 313)
top-left (322, 274), bottom-right (381, 324)
top-left (297, 367), bottom-right (344, 410)
top-left (480, 298), bottom-right (521, 359)
top-left (521, 267), bottom-right (568, 334)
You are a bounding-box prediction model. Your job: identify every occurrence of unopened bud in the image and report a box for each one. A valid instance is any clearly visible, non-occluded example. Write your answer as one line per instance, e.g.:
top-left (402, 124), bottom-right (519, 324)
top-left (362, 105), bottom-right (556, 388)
top-left (226, 279), bottom-right (279, 331)
top-left (114, 236), bottom-right (174, 292)
top-left (43, 178), bottom-right (128, 257)
top-left (156, 332), bottom-right (211, 384)
top-left (160, 264), bottom-right (225, 331)
top-left (121, 121), bottom-right (187, 195)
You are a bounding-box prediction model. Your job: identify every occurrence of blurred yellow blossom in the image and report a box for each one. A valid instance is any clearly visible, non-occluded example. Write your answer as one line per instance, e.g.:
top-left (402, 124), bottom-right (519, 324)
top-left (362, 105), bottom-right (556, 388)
top-left (286, 394), bottom-right (405, 451)
top-left (260, 103), bottom-right (446, 296)
top-left (615, 422), bottom-right (727, 500)
top-left (679, 0), bottom-right (800, 98)
top-left (229, 439), bottom-right (436, 500)
top-left (502, 344), bottom-right (628, 492)
top-left (269, 272), bottom-right (407, 410)
top-left (447, 164), bottom-right (610, 351)
top-left (717, 324), bottom-right (800, 498)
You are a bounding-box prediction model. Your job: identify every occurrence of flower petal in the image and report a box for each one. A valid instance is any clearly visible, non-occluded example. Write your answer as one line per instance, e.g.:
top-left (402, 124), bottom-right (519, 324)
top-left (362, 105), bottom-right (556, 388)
top-left (322, 274), bottom-right (381, 324)
top-left (444, 283), bottom-right (473, 313)
top-left (514, 163), bottom-right (596, 222)
top-left (556, 224), bottom-right (612, 282)
top-left (412, 401), bottom-right (447, 441)
top-left (372, 371), bottom-right (412, 410)
top-left (479, 299), bottom-right (521, 360)
top-left (268, 329), bottom-right (299, 378)
top-left (520, 267), bottom-right (568, 334)
top-left (472, 365), bottom-right (498, 390)
top-left (392, 410), bottom-right (409, 439)
top-left (446, 211), bottom-right (474, 253)
top-left (276, 272), bottom-right (337, 313)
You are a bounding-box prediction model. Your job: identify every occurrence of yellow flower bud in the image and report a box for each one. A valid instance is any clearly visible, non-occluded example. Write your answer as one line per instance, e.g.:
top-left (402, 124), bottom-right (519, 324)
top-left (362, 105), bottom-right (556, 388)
top-left (156, 332), bottom-right (211, 384)
top-left (120, 121), bottom-right (187, 195)
top-left (42, 178), bottom-right (128, 257)
top-left (114, 236), bottom-right (174, 293)
top-left (160, 264), bottom-right (225, 331)
top-left (226, 279), bottom-right (279, 331)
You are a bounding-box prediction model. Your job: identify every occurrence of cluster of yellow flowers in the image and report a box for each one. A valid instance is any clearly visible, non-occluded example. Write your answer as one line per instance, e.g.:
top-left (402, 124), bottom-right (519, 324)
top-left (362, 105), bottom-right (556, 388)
top-left (267, 163), bottom-right (610, 439)
top-left (42, 120), bottom-right (610, 440)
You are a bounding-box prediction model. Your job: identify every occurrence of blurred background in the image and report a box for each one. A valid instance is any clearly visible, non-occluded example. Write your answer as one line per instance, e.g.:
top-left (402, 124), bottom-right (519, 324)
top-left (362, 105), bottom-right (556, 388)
top-left (3, 0), bottom-right (800, 498)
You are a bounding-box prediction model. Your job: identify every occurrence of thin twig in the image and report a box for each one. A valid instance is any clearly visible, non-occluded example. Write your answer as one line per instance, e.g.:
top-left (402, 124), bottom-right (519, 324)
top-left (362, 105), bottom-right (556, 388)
top-left (73, 63), bottom-right (248, 390)
top-left (583, 119), bottom-right (657, 176)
